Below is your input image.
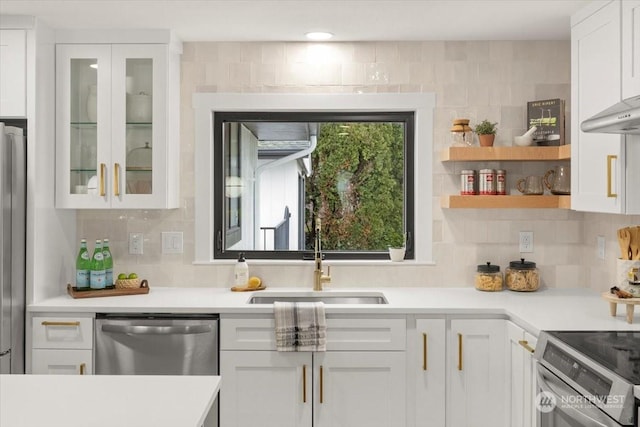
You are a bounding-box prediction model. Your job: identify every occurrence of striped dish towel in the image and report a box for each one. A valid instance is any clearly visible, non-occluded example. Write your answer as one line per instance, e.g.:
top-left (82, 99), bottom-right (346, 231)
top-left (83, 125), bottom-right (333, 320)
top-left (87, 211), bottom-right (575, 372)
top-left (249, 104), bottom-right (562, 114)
top-left (274, 301), bottom-right (327, 352)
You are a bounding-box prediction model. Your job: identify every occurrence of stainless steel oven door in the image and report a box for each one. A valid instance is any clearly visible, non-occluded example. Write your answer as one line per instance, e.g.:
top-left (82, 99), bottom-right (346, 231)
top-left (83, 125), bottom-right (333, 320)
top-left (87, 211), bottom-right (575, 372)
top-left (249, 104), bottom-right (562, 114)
top-left (536, 364), bottom-right (623, 427)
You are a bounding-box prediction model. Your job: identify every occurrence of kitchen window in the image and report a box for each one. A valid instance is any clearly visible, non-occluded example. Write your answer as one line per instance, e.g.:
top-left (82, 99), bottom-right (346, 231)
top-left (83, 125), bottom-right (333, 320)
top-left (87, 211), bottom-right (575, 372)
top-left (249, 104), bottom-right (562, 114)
top-left (214, 111), bottom-right (413, 260)
top-left (193, 93), bottom-right (435, 263)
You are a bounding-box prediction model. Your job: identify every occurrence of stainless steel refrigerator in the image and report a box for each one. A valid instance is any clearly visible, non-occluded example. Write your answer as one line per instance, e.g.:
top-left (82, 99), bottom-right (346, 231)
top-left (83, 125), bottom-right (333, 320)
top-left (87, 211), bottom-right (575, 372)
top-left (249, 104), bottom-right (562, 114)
top-left (0, 120), bottom-right (26, 374)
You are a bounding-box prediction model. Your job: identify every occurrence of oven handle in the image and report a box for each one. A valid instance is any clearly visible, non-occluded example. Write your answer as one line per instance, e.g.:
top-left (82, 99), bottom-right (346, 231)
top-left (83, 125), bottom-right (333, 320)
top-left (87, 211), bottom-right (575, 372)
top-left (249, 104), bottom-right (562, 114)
top-left (101, 324), bottom-right (213, 335)
top-left (536, 365), bottom-right (619, 427)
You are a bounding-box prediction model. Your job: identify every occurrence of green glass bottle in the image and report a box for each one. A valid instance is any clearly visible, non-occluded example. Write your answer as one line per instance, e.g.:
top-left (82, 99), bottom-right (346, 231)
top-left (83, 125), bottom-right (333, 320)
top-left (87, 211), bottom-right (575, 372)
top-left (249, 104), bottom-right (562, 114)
top-left (89, 239), bottom-right (106, 289)
top-left (75, 239), bottom-right (90, 290)
top-left (103, 238), bottom-right (113, 288)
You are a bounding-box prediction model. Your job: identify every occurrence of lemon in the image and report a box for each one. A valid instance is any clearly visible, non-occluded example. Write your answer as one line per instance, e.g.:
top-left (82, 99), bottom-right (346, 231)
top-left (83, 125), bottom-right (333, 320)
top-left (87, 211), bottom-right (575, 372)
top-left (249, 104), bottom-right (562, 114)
top-left (117, 273), bottom-right (128, 280)
top-left (128, 273), bottom-right (138, 279)
top-left (247, 276), bottom-right (262, 289)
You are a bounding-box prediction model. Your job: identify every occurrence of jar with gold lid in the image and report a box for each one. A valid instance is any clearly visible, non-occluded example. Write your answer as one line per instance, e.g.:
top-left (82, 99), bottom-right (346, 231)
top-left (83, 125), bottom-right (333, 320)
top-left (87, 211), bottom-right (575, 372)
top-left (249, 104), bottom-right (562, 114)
top-left (475, 262), bottom-right (503, 291)
top-left (451, 118), bottom-right (473, 146)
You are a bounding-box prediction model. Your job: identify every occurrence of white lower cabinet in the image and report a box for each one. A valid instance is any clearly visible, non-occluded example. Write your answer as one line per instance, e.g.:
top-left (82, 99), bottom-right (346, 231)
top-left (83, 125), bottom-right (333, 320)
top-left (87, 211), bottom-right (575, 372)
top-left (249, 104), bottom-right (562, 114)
top-left (414, 318), bottom-right (446, 427)
top-left (313, 351), bottom-right (406, 427)
top-left (507, 322), bottom-right (538, 427)
top-left (31, 349), bottom-right (92, 375)
top-left (220, 351), bottom-right (312, 427)
top-left (447, 318), bottom-right (507, 427)
top-left (220, 316), bottom-right (406, 427)
top-left (29, 315), bottom-right (94, 375)
top-left (220, 350), bottom-right (405, 427)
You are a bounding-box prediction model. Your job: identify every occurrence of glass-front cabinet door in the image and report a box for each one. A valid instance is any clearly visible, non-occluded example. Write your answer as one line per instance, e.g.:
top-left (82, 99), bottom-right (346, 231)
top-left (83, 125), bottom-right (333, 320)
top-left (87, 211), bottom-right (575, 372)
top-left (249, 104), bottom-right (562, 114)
top-left (56, 42), bottom-right (177, 209)
top-left (56, 44), bottom-right (111, 208)
top-left (110, 44), bottom-right (167, 209)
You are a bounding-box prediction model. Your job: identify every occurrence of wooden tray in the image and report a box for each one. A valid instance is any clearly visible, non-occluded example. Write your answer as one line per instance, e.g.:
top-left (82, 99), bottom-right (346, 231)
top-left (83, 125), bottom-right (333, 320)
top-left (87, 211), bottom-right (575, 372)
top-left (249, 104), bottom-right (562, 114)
top-left (231, 285), bottom-right (266, 292)
top-left (67, 280), bottom-right (149, 299)
top-left (602, 292), bottom-right (640, 324)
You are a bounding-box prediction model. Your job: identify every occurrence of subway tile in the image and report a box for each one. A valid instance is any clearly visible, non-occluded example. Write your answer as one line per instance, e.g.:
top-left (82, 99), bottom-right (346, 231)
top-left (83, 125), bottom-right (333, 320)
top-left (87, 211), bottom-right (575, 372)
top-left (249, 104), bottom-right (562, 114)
top-left (444, 41), bottom-right (467, 61)
top-left (374, 42), bottom-right (398, 62)
top-left (80, 40), bottom-right (587, 288)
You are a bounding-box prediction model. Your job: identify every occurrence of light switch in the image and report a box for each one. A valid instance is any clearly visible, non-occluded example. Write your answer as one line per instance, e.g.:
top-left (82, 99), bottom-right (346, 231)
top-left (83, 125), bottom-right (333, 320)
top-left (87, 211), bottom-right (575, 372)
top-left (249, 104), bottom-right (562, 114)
top-left (162, 232), bottom-right (183, 254)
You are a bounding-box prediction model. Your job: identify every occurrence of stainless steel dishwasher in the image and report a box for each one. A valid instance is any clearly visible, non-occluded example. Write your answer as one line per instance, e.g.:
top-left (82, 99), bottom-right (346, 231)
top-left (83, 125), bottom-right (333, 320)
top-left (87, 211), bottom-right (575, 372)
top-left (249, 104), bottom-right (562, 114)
top-left (95, 314), bottom-right (219, 427)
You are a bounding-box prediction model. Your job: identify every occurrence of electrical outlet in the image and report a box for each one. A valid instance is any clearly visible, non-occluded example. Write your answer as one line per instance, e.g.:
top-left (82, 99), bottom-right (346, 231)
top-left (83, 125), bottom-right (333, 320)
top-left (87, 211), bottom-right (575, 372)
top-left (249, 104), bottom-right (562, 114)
top-left (597, 235), bottom-right (606, 260)
top-left (519, 231), bottom-right (534, 253)
top-left (129, 232), bottom-right (143, 255)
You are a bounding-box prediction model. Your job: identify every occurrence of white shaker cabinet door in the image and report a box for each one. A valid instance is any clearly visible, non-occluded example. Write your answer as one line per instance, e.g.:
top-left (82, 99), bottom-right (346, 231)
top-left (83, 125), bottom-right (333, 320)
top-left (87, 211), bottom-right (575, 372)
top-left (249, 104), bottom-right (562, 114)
top-left (220, 350), bottom-right (312, 427)
top-left (523, 331), bottom-right (538, 427)
top-left (570, 1), bottom-right (639, 214)
top-left (506, 321), bottom-right (538, 427)
top-left (313, 351), bottom-right (406, 427)
top-left (448, 319), bottom-right (507, 427)
top-left (622, 0), bottom-right (640, 98)
top-left (0, 30), bottom-right (26, 117)
top-left (415, 318), bottom-right (446, 427)
top-left (570, 0), bottom-right (623, 213)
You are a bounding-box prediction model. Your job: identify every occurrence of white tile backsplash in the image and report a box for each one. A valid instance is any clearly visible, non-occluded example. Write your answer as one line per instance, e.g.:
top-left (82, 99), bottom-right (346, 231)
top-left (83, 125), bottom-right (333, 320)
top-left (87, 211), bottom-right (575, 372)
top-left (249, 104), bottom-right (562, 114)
top-left (76, 40), bottom-right (639, 292)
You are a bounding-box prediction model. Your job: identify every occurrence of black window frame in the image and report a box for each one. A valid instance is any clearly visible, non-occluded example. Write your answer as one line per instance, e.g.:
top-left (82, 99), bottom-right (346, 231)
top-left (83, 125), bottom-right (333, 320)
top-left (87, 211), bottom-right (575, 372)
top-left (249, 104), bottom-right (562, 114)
top-left (213, 111), bottom-right (415, 260)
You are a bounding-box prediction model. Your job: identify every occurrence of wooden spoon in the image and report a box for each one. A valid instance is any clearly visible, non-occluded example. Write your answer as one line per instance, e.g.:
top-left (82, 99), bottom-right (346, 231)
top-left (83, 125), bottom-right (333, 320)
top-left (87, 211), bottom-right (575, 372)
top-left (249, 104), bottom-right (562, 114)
top-left (618, 227), bottom-right (631, 260)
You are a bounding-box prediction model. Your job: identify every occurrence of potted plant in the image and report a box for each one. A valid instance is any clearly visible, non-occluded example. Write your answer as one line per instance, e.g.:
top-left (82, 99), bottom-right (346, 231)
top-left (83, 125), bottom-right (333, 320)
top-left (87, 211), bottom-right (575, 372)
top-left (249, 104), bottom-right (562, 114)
top-left (388, 232), bottom-right (406, 262)
top-left (474, 119), bottom-right (498, 147)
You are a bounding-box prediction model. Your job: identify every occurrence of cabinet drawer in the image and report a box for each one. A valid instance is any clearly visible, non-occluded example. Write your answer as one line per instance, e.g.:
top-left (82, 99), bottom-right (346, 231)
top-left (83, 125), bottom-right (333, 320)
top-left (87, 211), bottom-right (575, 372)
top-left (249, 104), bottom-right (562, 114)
top-left (32, 316), bottom-right (93, 349)
top-left (31, 349), bottom-right (93, 375)
top-left (221, 317), bottom-right (406, 351)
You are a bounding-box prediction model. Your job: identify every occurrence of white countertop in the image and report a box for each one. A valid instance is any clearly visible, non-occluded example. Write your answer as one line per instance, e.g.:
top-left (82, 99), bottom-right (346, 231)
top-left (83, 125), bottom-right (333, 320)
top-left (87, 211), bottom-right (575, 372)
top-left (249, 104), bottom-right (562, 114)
top-left (28, 287), bottom-right (640, 334)
top-left (0, 374), bottom-right (220, 427)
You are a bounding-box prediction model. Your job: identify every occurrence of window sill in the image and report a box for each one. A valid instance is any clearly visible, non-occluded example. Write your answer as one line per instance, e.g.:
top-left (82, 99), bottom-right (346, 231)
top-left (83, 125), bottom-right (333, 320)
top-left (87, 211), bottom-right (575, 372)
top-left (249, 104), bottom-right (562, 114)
top-left (193, 259), bottom-right (435, 267)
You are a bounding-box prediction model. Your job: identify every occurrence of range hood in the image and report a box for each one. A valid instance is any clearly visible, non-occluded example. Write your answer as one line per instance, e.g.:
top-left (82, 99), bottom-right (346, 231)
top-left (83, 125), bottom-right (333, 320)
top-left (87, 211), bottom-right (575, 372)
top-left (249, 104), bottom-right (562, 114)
top-left (581, 95), bottom-right (640, 135)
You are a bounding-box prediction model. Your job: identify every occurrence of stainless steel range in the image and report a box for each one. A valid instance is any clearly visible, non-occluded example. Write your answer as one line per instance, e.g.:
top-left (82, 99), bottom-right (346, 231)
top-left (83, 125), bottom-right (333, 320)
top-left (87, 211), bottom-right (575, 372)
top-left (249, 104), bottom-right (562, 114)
top-left (535, 331), bottom-right (640, 427)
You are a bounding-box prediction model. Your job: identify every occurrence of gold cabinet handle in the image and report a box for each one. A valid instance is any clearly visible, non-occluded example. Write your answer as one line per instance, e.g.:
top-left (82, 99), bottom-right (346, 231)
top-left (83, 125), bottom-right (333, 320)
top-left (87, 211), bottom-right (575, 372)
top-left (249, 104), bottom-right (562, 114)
top-left (319, 365), bottom-right (324, 404)
top-left (99, 163), bottom-right (106, 197)
top-left (607, 155), bottom-right (618, 198)
top-left (41, 321), bottom-right (80, 327)
top-left (80, 363), bottom-right (86, 375)
top-left (114, 162), bottom-right (121, 197)
top-left (302, 364), bottom-right (307, 403)
top-left (422, 333), bottom-right (428, 371)
top-left (518, 340), bottom-right (535, 354)
top-left (457, 333), bottom-right (463, 371)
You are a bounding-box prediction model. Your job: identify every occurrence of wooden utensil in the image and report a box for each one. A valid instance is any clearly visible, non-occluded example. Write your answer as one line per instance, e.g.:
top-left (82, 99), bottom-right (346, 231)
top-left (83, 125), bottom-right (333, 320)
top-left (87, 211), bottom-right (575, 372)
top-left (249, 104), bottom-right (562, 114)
top-left (618, 227), bottom-right (632, 260)
top-left (631, 226), bottom-right (640, 260)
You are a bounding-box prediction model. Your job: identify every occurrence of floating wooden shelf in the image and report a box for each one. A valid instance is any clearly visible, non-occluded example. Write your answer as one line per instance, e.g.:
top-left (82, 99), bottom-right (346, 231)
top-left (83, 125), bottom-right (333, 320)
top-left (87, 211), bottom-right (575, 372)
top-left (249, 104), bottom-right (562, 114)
top-left (440, 145), bottom-right (571, 162)
top-left (441, 195), bottom-right (571, 209)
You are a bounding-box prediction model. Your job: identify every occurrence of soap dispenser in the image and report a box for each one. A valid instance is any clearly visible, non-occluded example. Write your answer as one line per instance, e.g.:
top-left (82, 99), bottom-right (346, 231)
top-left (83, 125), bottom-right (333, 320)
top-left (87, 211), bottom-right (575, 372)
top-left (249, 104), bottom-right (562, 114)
top-left (234, 253), bottom-right (249, 287)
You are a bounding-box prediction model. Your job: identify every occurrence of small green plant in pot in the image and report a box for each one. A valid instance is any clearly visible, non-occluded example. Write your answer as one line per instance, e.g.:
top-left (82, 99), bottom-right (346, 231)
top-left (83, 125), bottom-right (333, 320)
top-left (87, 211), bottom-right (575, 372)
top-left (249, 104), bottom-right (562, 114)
top-left (388, 232), bottom-right (406, 262)
top-left (474, 119), bottom-right (498, 147)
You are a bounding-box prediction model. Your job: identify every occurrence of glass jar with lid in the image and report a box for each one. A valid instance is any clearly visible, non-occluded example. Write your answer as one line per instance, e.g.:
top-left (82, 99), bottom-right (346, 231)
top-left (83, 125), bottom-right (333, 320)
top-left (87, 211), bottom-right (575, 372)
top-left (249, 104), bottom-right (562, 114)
top-left (450, 118), bottom-right (473, 146)
top-left (505, 258), bottom-right (539, 291)
top-left (475, 262), bottom-right (503, 291)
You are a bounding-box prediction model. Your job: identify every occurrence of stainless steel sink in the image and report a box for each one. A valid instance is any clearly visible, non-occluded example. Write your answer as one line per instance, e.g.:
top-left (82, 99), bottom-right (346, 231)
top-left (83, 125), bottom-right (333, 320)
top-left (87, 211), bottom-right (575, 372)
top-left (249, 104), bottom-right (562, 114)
top-left (248, 292), bottom-right (388, 305)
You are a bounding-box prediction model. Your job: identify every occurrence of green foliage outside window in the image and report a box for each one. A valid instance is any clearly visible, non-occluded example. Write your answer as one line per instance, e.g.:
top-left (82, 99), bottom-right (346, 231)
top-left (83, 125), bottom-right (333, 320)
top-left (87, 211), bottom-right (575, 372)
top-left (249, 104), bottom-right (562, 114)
top-left (305, 122), bottom-right (405, 251)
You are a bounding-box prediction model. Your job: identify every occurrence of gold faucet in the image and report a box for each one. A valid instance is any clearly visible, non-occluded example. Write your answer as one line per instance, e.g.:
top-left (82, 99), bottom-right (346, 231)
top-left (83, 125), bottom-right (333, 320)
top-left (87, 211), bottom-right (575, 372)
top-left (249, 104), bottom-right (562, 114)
top-left (313, 218), bottom-right (331, 291)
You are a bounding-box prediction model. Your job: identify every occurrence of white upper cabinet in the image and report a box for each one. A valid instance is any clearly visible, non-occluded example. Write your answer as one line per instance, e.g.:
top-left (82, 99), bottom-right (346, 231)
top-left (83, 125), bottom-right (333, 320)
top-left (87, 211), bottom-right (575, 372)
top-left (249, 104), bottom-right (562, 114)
top-left (0, 29), bottom-right (27, 117)
top-left (622, 0), bottom-right (640, 98)
top-left (571, 0), bottom-right (640, 214)
top-left (55, 40), bottom-right (180, 209)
